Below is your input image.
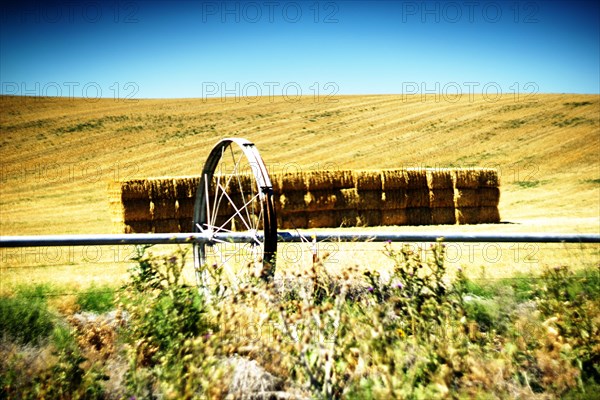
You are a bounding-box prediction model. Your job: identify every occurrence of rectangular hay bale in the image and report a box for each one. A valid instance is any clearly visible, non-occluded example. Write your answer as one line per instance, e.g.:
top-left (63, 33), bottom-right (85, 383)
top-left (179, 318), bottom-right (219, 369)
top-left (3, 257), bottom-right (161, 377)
top-left (431, 207), bottom-right (456, 225)
top-left (151, 199), bottom-right (177, 220)
top-left (280, 212), bottom-right (308, 229)
top-left (381, 190), bottom-right (408, 210)
top-left (381, 209), bottom-right (408, 226)
top-left (456, 207), bottom-right (500, 224)
top-left (153, 219), bottom-right (181, 233)
top-left (305, 170), bottom-right (354, 191)
top-left (429, 189), bottom-right (455, 208)
top-left (455, 188), bottom-right (500, 208)
top-left (304, 190), bottom-right (338, 212)
top-left (354, 170), bottom-right (383, 191)
top-left (426, 169), bottom-right (454, 189)
top-left (406, 207), bottom-right (433, 226)
top-left (406, 189), bottom-right (430, 208)
top-left (307, 211), bottom-right (338, 228)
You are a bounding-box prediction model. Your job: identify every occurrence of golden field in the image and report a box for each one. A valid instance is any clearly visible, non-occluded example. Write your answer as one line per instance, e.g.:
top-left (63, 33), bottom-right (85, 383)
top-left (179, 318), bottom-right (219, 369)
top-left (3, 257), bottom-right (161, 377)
top-left (1, 94), bottom-right (599, 290)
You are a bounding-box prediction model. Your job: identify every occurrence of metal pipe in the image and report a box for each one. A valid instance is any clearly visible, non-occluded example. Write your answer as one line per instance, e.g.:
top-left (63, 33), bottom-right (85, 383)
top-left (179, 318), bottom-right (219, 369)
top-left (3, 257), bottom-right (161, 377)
top-left (1, 231), bottom-right (598, 247)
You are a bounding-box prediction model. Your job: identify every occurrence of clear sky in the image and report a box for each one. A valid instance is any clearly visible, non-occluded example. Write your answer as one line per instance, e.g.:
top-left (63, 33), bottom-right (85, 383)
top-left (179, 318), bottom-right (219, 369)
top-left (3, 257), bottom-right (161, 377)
top-left (1, 1), bottom-right (599, 99)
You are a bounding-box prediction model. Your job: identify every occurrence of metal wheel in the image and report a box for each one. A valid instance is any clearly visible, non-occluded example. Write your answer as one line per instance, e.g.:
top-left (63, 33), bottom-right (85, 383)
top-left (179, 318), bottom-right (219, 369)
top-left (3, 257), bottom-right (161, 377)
top-left (193, 138), bottom-right (277, 294)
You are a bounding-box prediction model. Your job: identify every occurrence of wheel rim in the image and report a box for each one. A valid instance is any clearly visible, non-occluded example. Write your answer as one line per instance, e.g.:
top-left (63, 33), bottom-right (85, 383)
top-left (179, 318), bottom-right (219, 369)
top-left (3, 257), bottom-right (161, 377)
top-left (193, 138), bottom-right (277, 295)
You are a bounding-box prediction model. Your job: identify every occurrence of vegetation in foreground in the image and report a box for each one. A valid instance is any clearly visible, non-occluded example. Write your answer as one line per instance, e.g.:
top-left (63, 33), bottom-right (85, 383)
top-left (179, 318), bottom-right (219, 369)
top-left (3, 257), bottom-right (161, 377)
top-left (1, 243), bottom-right (599, 399)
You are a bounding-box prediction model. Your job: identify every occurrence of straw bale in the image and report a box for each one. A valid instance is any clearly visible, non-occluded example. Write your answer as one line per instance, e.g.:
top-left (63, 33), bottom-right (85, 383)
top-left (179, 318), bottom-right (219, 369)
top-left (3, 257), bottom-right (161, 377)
top-left (479, 168), bottom-right (500, 187)
top-left (429, 189), bottom-right (455, 208)
top-left (124, 221), bottom-right (152, 234)
top-left (174, 177), bottom-right (199, 199)
top-left (356, 210), bottom-right (382, 227)
top-left (307, 211), bottom-right (338, 228)
top-left (381, 190), bottom-right (408, 210)
top-left (426, 169), bottom-right (453, 189)
top-left (277, 192), bottom-right (307, 213)
top-left (176, 199), bottom-right (195, 220)
top-left (280, 213), bottom-right (308, 229)
top-left (356, 190), bottom-right (383, 210)
top-left (381, 209), bottom-right (408, 226)
top-left (337, 188), bottom-right (360, 209)
top-left (153, 219), bottom-right (180, 233)
top-left (336, 210), bottom-right (359, 227)
top-left (305, 170), bottom-right (354, 191)
top-left (406, 207), bottom-right (433, 226)
top-left (279, 171), bottom-right (307, 192)
top-left (456, 207), bottom-right (500, 224)
top-left (224, 174), bottom-right (254, 195)
top-left (305, 190), bottom-right (338, 211)
top-left (405, 169), bottom-right (428, 189)
top-left (148, 178), bottom-right (176, 200)
top-left (406, 189), bottom-right (430, 208)
top-left (452, 169), bottom-right (481, 189)
top-left (151, 199), bottom-right (177, 220)
top-left (354, 170), bottom-right (383, 191)
top-left (455, 188), bottom-right (500, 208)
top-left (381, 169), bottom-right (409, 190)
top-left (119, 179), bottom-right (151, 201)
top-left (179, 218), bottom-right (193, 233)
top-left (120, 200), bottom-right (152, 222)
top-left (431, 207), bottom-right (456, 225)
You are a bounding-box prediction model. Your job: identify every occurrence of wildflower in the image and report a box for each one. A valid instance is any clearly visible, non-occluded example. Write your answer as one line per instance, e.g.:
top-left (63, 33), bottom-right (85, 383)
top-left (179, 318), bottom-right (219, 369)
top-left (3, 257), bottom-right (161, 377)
top-left (396, 283), bottom-right (404, 290)
top-left (367, 287), bottom-right (374, 292)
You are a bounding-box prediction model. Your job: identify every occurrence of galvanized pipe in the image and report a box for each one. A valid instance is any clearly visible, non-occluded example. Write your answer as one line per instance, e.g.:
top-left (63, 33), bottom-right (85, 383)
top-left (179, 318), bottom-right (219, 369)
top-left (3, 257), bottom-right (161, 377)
top-left (1, 231), bottom-right (599, 247)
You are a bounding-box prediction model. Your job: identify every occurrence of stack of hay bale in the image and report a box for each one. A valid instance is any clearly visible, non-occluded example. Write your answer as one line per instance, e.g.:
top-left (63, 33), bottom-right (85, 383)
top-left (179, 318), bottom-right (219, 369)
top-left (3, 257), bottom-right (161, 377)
top-left (108, 168), bottom-right (500, 233)
top-left (453, 169), bottom-right (501, 224)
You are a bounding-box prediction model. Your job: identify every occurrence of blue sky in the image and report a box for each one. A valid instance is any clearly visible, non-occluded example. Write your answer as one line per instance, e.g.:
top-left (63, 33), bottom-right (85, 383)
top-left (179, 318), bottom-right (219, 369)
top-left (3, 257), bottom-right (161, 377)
top-left (1, 1), bottom-right (599, 98)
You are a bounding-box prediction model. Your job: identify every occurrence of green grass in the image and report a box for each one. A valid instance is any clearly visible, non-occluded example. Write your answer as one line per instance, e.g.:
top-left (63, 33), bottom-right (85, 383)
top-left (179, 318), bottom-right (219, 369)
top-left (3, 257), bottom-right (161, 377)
top-left (76, 285), bottom-right (115, 313)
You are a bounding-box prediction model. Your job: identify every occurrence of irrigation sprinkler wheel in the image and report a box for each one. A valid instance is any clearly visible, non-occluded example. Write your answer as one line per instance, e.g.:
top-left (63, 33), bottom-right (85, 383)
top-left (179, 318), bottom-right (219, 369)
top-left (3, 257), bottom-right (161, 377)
top-left (193, 138), bottom-right (277, 293)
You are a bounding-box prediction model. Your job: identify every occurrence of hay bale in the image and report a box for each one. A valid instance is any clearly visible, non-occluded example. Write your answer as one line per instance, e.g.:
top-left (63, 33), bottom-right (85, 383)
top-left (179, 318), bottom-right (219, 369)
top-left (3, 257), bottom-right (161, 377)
top-left (354, 170), bottom-right (383, 191)
top-left (431, 207), bottom-right (456, 225)
top-left (307, 211), bottom-right (338, 228)
top-left (179, 218), bottom-right (194, 232)
top-left (118, 179), bottom-right (152, 201)
top-left (153, 219), bottom-right (180, 233)
top-left (381, 169), bottom-right (409, 190)
top-left (429, 189), bottom-right (455, 208)
top-left (337, 188), bottom-right (360, 209)
top-left (381, 190), bottom-right (408, 209)
top-left (279, 171), bottom-right (307, 192)
top-left (381, 209), bottom-right (408, 226)
top-left (118, 200), bottom-right (152, 222)
top-left (280, 212), bottom-right (308, 229)
top-left (455, 188), bottom-right (500, 208)
top-left (124, 221), bottom-right (152, 234)
top-left (277, 192), bottom-right (307, 213)
top-left (426, 169), bottom-right (453, 189)
top-left (356, 190), bottom-right (383, 210)
top-left (405, 169), bottom-right (428, 189)
top-left (356, 210), bottom-right (382, 226)
top-left (406, 207), bottom-right (433, 226)
top-left (149, 178), bottom-right (176, 200)
top-left (406, 189), bottom-right (430, 208)
top-left (151, 199), bottom-right (177, 220)
top-left (176, 199), bottom-right (195, 220)
top-left (304, 190), bottom-right (338, 212)
top-left (337, 209), bottom-right (360, 226)
top-left (479, 168), bottom-right (500, 187)
top-left (305, 170), bottom-right (354, 191)
top-left (453, 169), bottom-right (481, 189)
top-left (456, 207), bottom-right (500, 224)
top-left (174, 177), bottom-right (199, 199)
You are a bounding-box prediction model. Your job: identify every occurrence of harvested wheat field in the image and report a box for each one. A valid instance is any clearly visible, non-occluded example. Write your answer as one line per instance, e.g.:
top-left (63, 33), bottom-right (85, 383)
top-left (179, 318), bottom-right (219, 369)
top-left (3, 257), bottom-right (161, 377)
top-left (1, 94), bottom-right (599, 289)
